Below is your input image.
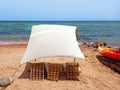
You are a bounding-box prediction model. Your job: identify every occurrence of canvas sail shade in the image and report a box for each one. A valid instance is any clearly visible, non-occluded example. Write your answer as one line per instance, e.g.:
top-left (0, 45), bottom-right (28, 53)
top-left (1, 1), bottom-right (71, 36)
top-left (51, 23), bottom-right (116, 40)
top-left (21, 25), bottom-right (85, 64)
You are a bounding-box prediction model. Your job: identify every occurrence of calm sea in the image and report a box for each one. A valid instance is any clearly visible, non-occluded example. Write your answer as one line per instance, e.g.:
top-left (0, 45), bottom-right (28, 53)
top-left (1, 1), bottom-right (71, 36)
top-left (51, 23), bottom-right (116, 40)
top-left (0, 21), bottom-right (120, 46)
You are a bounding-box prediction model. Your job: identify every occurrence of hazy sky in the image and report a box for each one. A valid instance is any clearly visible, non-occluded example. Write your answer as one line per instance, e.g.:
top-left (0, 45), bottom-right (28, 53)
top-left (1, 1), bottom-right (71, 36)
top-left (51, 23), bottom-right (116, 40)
top-left (0, 0), bottom-right (120, 21)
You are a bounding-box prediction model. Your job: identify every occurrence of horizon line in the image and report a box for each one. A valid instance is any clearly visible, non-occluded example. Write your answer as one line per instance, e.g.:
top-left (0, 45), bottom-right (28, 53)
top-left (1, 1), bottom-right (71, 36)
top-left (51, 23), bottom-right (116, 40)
top-left (0, 20), bottom-right (120, 22)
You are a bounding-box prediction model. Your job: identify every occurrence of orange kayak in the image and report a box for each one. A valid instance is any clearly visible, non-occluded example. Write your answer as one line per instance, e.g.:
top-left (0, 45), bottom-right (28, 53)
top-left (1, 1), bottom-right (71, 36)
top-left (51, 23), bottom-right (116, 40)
top-left (98, 46), bottom-right (120, 61)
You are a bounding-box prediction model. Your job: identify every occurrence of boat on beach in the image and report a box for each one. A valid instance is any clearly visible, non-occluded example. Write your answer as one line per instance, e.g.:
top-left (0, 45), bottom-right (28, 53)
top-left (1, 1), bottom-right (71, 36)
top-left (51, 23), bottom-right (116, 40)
top-left (98, 46), bottom-right (120, 61)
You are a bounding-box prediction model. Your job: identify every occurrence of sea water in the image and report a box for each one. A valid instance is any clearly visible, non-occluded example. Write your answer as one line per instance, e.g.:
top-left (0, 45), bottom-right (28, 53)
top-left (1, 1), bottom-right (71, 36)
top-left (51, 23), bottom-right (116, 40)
top-left (0, 21), bottom-right (120, 46)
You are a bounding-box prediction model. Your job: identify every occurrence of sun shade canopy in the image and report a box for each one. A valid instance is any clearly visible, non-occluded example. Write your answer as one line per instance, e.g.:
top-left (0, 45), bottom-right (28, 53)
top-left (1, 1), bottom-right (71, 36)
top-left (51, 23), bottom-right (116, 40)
top-left (21, 24), bottom-right (85, 64)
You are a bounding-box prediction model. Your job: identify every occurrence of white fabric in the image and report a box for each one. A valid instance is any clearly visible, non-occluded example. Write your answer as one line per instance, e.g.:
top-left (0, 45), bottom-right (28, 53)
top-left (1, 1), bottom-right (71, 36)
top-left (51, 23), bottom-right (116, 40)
top-left (21, 24), bottom-right (85, 64)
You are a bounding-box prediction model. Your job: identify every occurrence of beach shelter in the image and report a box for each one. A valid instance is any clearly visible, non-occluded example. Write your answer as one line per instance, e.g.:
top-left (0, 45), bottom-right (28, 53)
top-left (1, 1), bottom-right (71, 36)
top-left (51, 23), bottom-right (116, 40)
top-left (21, 24), bottom-right (85, 64)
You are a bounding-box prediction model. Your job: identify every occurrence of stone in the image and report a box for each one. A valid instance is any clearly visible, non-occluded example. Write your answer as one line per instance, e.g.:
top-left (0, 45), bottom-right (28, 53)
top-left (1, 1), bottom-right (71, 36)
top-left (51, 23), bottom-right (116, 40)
top-left (0, 77), bottom-right (12, 87)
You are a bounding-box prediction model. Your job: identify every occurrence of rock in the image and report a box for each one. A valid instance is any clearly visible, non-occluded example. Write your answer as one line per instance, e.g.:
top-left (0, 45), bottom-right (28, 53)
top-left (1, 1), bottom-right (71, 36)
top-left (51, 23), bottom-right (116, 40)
top-left (93, 42), bottom-right (107, 48)
top-left (0, 77), bottom-right (12, 87)
top-left (87, 42), bottom-right (94, 47)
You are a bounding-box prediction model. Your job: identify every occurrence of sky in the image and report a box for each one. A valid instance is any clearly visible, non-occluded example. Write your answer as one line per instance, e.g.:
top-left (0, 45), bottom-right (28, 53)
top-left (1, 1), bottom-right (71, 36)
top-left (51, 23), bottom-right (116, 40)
top-left (0, 0), bottom-right (120, 21)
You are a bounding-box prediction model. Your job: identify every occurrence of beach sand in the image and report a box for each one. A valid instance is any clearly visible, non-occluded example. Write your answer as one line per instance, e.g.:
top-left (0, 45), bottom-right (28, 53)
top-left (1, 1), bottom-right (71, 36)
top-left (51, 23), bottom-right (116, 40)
top-left (0, 44), bottom-right (120, 90)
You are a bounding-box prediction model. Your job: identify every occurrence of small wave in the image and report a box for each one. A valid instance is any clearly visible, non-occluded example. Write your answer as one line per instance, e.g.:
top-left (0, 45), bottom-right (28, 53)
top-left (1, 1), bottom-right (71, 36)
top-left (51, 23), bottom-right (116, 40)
top-left (0, 41), bottom-right (28, 45)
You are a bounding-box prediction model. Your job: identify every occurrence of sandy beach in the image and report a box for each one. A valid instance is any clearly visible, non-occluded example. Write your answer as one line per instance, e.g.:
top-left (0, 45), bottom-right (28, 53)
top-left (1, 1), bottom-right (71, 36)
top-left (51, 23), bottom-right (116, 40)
top-left (0, 44), bottom-right (120, 90)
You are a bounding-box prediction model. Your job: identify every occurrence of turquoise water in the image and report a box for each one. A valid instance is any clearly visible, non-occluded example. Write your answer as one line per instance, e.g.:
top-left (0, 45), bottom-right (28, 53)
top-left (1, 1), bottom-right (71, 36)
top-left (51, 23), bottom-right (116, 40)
top-left (0, 21), bottom-right (120, 46)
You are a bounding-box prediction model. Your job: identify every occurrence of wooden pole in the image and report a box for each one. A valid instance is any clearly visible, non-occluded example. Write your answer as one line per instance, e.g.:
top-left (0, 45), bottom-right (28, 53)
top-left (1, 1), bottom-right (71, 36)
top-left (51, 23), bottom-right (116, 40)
top-left (74, 58), bottom-right (75, 62)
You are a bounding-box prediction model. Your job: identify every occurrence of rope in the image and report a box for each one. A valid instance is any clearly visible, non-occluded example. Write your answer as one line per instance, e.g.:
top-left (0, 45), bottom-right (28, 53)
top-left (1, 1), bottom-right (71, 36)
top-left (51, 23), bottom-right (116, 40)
top-left (8, 64), bottom-right (21, 85)
top-left (11, 65), bottom-right (21, 78)
top-left (0, 62), bottom-right (21, 79)
top-left (0, 64), bottom-right (21, 90)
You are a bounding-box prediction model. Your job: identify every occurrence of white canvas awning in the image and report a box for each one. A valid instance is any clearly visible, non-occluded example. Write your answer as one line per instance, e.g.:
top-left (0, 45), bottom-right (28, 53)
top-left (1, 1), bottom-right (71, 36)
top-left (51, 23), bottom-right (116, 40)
top-left (21, 24), bottom-right (85, 64)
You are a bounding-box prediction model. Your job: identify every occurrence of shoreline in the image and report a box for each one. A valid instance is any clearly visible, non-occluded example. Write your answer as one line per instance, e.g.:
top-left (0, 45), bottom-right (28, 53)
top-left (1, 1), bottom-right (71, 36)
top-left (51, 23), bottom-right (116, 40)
top-left (0, 40), bottom-right (120, 48)
top-left (0, 43), bottom-right (27, 48)
top-left (0, 41), bottom-right (28, 46)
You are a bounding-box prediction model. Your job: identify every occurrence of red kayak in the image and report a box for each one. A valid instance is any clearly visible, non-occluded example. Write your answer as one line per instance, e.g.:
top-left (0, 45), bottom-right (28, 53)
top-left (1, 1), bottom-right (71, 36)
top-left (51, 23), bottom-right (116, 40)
top-left (98, 46), bottom-right (120, 61)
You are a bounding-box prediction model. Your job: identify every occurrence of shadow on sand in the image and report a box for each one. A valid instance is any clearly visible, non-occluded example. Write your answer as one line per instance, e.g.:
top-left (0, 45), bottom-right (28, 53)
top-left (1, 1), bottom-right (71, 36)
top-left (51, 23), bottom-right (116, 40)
top-left (19, 63), bottom-right (30, 79)
top-left (96, 55), bottom-right (120, 73)
top-left (18, 63), bottom-right (67, 80)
